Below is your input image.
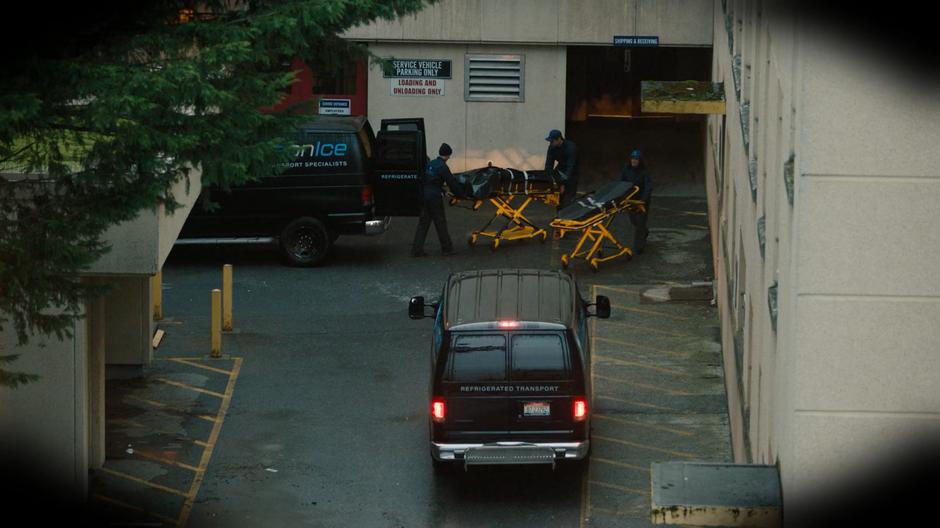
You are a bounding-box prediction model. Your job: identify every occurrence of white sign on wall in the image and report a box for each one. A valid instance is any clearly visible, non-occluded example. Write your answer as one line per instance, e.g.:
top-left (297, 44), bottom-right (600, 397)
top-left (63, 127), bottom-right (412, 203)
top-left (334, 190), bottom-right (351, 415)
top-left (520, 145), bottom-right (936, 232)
top-left (390, 78), bottom-right (445, 97)
top-left (318, 98), bottom-right (351, 115)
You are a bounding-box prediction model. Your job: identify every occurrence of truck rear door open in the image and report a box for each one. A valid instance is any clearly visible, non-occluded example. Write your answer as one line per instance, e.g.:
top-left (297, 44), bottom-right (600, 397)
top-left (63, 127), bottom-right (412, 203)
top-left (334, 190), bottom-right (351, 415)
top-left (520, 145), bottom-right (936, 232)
top-left (373, 118), bottom-right (426, 216)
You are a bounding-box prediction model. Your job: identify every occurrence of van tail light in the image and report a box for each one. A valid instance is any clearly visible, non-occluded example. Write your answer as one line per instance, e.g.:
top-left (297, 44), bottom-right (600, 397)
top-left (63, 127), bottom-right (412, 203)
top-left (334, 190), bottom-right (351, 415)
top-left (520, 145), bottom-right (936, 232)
top-left (431, 397), bottom-right (446, 423)
top-left (361, 185), bottom-right (374, 207)
top-left (573, 397), bottom-right (588, 422)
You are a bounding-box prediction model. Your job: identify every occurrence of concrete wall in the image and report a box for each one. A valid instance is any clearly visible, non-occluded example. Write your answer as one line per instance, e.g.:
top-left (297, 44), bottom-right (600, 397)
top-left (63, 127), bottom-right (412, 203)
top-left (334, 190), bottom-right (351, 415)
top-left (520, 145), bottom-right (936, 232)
top-left (0, 313), bottom-right (91, 498)
top-left (346, 0), bottom-right (713, 46)
top-left (706, 0), bottom-right (940, 510)
top-left (365, 43), bottom-right (566, 172)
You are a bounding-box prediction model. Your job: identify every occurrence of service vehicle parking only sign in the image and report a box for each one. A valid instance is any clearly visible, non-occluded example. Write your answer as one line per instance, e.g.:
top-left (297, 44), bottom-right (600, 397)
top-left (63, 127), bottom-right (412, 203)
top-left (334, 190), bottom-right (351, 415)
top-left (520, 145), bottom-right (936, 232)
top-left (318, 98), bottom-right (351, 115)
top-left (383, 59), bottom-right (452, 79)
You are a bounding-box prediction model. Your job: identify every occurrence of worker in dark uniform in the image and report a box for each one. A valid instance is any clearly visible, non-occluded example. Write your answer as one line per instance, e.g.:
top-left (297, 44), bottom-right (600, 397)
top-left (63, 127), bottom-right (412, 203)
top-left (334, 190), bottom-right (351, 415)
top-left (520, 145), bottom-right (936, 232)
top-left (411, 143), bottom-right (466, 257)
top-left (544, 129), bottom-right (579, 209)
top-left (620, 149), bottom-right (652, 254)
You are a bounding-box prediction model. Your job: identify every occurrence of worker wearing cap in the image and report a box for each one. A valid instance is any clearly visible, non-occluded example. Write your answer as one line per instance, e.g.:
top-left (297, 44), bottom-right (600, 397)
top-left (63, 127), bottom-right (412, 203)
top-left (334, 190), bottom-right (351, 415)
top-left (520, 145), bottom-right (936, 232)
top-left (621, 149), bottom-right (652, 254)
top-left (411, 143), bottom-right (466, 257)
top-left (544, 129), bottom-right (579, 209)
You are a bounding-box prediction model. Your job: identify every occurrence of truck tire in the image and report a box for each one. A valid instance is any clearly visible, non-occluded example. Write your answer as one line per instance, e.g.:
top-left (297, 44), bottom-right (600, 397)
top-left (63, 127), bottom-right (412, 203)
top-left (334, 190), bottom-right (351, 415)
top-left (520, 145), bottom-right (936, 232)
top-left (279, 217), bottom-right (330, 267)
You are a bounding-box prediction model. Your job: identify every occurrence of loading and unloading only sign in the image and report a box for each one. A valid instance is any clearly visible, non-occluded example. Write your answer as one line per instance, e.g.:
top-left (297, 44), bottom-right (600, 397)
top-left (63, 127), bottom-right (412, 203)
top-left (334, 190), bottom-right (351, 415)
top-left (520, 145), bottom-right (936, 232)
top-left (390, 78), bottom-right (445, 96)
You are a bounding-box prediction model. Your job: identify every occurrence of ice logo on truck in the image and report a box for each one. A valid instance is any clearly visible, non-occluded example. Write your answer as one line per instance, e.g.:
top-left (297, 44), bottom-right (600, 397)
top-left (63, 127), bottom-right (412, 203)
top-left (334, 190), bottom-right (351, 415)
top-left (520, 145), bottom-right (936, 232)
top-left (284, 141), bottom-right (349, 168)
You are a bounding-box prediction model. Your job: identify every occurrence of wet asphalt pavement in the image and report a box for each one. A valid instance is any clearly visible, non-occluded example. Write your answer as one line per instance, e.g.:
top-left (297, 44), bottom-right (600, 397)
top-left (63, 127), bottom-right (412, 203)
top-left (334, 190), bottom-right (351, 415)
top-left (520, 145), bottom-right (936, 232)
top-left (92, 172), bottom-right (731, 527)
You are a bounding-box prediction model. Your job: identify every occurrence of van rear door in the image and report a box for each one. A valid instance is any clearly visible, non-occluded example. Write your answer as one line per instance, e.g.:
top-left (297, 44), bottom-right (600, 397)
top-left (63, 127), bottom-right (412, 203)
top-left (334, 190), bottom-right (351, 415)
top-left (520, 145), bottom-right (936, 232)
top-left (505, 332), bottom-right (583, 442)
top-left (438, 333), bottom-right (513, 443)
top-left (373, 118), bottom-right (426, 216)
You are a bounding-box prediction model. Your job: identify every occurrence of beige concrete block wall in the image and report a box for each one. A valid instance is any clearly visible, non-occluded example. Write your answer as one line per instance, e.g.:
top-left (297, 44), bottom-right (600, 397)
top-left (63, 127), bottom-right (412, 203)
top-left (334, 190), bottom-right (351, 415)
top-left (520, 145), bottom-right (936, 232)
top-left (783, 25), bottom-right (940, 498)
top-left (709, 0), bottom-right (940, 507)
top-left (347, 0), bottom-right (713, 46)
top-left (365, 43), bottom-right (565, 173)
top-left (0, 315), bottom-right (89, 498)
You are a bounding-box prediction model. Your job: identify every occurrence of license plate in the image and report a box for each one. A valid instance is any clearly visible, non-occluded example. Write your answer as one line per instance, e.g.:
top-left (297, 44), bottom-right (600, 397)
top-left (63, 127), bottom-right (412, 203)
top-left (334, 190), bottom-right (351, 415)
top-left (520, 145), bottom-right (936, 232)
top-left (523, 402), bottom-right (551, 417)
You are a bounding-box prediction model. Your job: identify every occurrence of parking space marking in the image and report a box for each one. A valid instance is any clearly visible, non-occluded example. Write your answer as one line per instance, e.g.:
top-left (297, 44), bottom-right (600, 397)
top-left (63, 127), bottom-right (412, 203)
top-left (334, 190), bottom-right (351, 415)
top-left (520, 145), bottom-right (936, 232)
top-left (597, 394), bottom-right (685, 413)
top-left (594, 354), bottom-right (690, 377)
top-left (595, 373), bottom-right (696, 396)
top-left (612, 304), bottom-right (690, 321)
top-left (593, 413), bottom-right (694, 437)
top-left (593, 435), bottom-right (696, 459)
top-left (591, 457), bottom-right (650, 473)
top-left (595, 336), bottom-right (688, 358)
top-left (126, 395), bottom-right (220, 423)
top-left (156, 378), bottom-right (226, 399)
top-left (132, 448), bottom-right (202, 473)
top-left (92, 493), bottom-right (178, 525)
top-left (167, 357), bottom-right (233, 376)
top-left (98, 467), bottom-right (189, 497)
top-left (603, 319), bottom-right (693, 338)
top-left (591, 506), bottom-right (645, 518)
top-left (176, 357), bottom-right (243, 528)
top-left (594, 284), bottom-right (642, 295)
top-left (589, 480), bottom-right (650, 496)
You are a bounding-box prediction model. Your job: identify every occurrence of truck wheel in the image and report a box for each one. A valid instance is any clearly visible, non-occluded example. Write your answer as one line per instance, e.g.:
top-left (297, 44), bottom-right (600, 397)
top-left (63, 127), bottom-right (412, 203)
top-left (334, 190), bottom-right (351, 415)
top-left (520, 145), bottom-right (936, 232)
top-left (280, 217), bottom-right (330, 267)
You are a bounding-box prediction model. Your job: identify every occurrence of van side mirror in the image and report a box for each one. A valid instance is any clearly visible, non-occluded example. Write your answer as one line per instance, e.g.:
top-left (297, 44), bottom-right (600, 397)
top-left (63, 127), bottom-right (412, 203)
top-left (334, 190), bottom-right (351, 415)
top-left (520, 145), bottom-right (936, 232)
top-left (409, 296), bottom-right (426, 319)
top-left (588, 295), bottom-right (611, 319)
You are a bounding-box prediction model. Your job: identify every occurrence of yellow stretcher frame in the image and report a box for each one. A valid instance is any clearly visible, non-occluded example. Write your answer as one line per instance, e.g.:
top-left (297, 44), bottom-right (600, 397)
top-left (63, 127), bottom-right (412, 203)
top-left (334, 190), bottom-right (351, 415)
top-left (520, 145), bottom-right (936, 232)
top-left (459, 184), bottom-right (561, 251)
top-left (549, 185), bottom-right (646, 271)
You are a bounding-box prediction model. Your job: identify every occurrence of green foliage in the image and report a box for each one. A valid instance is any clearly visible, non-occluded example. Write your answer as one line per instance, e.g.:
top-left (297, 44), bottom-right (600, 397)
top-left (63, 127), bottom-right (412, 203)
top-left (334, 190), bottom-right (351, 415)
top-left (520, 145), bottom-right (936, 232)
top-left (0, 0), bottom-right (436, 385)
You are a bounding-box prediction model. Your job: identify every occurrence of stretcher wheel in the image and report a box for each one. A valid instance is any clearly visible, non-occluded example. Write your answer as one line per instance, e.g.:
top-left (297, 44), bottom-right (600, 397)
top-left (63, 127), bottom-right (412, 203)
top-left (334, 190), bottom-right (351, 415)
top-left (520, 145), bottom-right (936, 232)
top-left (468, 234), bottom-right (478, 246)
top-left (590, 259), bottom-right (600, 272)
top-left (540, 231), bottom-right (548, 243)
top-left (560, 254), bottom-right (569, 269)
top-left (492, 239), bottom-right (500, 251)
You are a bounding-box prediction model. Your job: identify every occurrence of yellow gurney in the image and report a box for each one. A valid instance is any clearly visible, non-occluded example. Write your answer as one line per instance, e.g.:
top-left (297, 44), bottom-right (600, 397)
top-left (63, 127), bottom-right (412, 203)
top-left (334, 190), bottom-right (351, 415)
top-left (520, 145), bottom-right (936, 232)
top-left (549, 181), bottom-right (646, 271)
top-left (452, 166), bottom-right (562, 250)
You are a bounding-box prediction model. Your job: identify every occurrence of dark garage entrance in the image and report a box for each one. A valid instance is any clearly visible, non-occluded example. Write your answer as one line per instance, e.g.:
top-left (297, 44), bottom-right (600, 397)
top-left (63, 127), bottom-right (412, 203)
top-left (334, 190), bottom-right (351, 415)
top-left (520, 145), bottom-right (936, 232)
top-left (564, 46), bottom-right (712, 196)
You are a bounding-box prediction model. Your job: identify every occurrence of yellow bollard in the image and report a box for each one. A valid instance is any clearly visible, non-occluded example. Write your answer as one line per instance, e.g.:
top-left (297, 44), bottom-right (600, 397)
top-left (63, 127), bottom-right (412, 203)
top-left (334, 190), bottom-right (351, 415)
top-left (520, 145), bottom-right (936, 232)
top-left (211, 289), bottom-right (222, 358)
top-left (152, 271), bottom-right (163, 321)
top-left (222, 264), bottom-right (233, 331)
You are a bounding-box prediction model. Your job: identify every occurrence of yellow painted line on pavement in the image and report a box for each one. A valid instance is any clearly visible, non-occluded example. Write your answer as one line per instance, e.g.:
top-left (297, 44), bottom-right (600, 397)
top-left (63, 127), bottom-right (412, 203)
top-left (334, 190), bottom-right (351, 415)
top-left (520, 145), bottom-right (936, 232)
top-left (126, 395), bottom-right (220, 423)
top-left (594, 373), bottom-right (696, 396)
top-left (98, 467), bottom-right (189, 497)
top-left (594, 413), bottom-right (695, 437)
top-left (603, 319), bottom-right (693, 338)
top-left (591, 506), bottom-right (646, 518)
top-left (167, 357), bottom-right (234, 376)
top-left (593, 435), bottom-right (696, 458)
top-left (598, 394), bottom-right (685, 413)
top-left (176, 357), bottom-right (243, 528)
top-left (612, 304), bottom-right (690, 321)
top-left (589, 479), bottom-right (650, 496)
top-left (157, 378), bottom-right (226, 399)
top-left (595, 336), bottom-right (688, 358)
top-left (579, 285), bottom-right (598, 528)
top-left (133, 448), bottom-right (202, 473)
top-left (687, 224), bottom-right (709, 230)
top-left (594, 284), bottom-right (641, 295)
top-left (594, 354), bottom-right (689, 376)
top-left (92, 494), bottom-right (179, 525)
top-left (591, 457), bottom-right (650, 473)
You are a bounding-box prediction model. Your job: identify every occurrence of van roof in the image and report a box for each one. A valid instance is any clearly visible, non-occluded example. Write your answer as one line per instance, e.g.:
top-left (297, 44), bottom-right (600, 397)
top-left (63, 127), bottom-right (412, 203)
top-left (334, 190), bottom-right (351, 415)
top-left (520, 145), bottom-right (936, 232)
top-left (297, 115), bottom-right (368, 133)
top-left (444, 269), bottom-right (576, 329)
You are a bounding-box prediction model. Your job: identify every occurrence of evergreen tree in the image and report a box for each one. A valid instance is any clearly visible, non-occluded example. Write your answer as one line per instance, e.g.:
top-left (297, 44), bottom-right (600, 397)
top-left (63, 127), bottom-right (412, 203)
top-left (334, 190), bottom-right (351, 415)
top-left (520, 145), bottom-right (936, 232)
top-left (0, 0), bottom-right (435, 385)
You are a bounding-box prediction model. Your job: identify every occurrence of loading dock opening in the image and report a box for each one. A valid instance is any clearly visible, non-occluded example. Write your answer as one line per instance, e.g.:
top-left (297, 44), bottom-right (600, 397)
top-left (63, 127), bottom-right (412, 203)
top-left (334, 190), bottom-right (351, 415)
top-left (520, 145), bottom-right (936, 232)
top-left (564, 46), bottom-right (712, 195)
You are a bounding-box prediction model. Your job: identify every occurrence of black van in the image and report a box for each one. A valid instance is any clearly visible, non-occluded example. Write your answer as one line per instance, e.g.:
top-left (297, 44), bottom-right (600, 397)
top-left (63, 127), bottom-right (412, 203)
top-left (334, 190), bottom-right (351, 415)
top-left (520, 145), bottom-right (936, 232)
top-left (409, 269), bottom-right (611, 471)
top-left (177, 116), bottom-right (426, 266)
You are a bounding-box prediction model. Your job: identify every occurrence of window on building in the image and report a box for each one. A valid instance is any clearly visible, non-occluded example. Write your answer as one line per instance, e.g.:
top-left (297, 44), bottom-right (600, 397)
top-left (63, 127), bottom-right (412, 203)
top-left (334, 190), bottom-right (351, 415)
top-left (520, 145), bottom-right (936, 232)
top-left (465, 54), bottom-right (525, 102)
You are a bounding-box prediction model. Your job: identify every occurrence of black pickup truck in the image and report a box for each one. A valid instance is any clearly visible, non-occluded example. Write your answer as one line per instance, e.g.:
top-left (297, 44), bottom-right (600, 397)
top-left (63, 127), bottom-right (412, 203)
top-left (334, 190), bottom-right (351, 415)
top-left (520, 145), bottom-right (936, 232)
top-left (410, 268), bottom-right (611, 472)
top-left (177, 116), bottom-right (426, 266)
